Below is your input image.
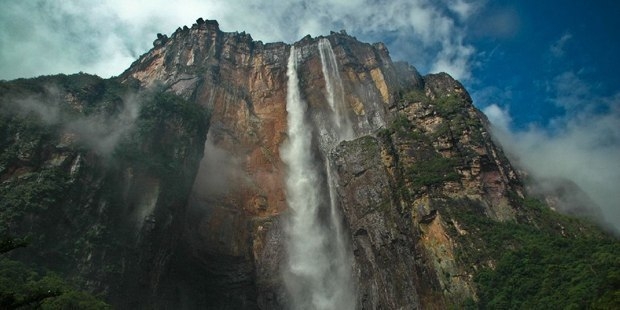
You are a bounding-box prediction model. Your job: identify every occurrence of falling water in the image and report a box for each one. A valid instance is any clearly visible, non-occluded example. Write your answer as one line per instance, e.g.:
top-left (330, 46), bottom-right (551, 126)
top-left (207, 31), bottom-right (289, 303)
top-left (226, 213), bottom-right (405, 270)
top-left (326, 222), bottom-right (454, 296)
top-left (317, 38), bottom-right (356, 309)
top-left (318, 38), bottom-right (354, 142)
top-left (282, 44), bottom-right (355, 309)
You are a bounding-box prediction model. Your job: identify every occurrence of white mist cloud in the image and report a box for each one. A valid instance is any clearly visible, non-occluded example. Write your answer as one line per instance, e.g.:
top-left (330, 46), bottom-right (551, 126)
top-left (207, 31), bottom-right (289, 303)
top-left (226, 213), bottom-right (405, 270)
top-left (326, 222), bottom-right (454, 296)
top-left (483, 72), bottom-right (620, 230)
top-left (7, 88), bottom-right (140, 155)
top-left (482, 103), bottom-right (512, 131)
top-left (0, 0), bottom-right (481, 81)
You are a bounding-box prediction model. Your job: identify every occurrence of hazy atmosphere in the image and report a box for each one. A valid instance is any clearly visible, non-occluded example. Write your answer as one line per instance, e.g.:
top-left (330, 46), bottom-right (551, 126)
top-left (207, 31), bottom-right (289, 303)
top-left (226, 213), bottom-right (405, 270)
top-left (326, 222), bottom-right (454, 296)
top-left (1, 0), bottom-right (618, 228)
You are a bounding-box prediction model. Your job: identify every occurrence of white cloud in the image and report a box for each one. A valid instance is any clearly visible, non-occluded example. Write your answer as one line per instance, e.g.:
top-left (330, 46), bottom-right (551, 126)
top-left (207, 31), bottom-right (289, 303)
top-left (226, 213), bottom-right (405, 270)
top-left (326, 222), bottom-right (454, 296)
top-left (0, 0), bottom-right (480, 81)
top-left (446, 0), bottom-right (480, 21)
top-left (483, 72), bottom-right (620, 231)
top-left (548, 71), bottom-right (595, 111)
top-left (482, 104), bottom-right (512, 132)
top-left (550, 32), bottom-right (573, 58)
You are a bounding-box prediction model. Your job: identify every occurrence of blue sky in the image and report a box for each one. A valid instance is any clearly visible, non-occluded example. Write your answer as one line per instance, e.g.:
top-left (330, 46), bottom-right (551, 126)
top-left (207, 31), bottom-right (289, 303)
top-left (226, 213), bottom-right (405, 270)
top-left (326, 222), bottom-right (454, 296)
top-left (469, 0), bottom-right (620, 128)
top-left (1, 0), bottom-right (618, 229)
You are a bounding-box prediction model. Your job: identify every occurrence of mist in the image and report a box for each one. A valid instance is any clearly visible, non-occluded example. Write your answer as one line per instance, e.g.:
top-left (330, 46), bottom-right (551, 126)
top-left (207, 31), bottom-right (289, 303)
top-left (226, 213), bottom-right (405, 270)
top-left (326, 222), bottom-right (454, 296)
top-left (191, 136), bottom-right (248, 201)
top-left (483, 74), bottom-right (620, 231)
top-left (3, 86), bottom-right (141, 156)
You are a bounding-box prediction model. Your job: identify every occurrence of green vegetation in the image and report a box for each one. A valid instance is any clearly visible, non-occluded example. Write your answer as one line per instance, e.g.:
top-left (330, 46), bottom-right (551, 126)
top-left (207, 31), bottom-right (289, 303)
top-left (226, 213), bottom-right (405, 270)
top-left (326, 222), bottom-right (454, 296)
top-left (408, 156), bottom-right (459, 187)
top-left (390, 113), bottom-right (411, 136)
top-left (115, 91), bottom-right (209, 179)
top-left (476, 235), bottom-right (619, 309)
top-left (443, 198), bottom-right (620, 309)
top-left (0, 168), bottom-right (69, 236)
top-left (434, 95), bottom-right (462, 116)
top-left (0, 235), bottom-right (110, 309)
top-left (402, 89), bottom-right (429, 104)
top-left (387, 112), bottom-right (429, 142)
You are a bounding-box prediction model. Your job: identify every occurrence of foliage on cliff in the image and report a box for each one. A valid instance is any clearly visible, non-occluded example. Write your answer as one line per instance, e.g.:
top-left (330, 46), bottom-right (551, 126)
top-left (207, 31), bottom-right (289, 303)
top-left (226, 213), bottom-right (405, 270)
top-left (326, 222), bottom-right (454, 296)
top-left (465, 199), bottom-right (620, 309)
top-left (393, 85), bottom-right (620, 309)
top-left (0, 240), bottom-right (111, 309)
top-left (434, 189), bottom-right (620, 309)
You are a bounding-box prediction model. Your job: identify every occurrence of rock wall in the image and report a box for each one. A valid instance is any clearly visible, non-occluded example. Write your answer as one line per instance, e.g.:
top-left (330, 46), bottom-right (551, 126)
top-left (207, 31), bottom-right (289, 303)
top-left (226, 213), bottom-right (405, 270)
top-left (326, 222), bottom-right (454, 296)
top-left (330, 73), bottom-right (525, 308)
top-left (1, 18), bottom-right (534, 309)
top-left (118, 19), bottom-right (531, 308)
top-left (121, 19), bottom-right (429, 308)
top-left (0, 76), bottom-right (209, 308)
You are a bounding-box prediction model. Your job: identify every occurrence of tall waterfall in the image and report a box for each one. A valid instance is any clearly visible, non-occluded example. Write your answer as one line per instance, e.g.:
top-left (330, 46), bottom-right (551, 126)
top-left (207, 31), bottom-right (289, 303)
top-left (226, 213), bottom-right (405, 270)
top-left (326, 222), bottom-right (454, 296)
top-left (317, 38), bottom-right (355, 310)
top-left (282, 43), bottom-right (355, 309)
top-left (318, 38), bottom-right (354, 142)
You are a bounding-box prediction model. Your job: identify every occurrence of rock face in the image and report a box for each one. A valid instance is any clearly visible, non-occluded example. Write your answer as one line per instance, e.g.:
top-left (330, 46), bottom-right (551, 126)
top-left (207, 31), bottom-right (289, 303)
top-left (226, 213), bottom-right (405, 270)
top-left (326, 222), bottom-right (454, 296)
top-left (120, 20), bottom-right (429, 308)
top-left (1, 19), bottom-right (588, 309)
top-left (0, 76), bottom-right (209, 308)
top-left (118, 19), bottom-right (527, 308)
top-left (329, 74), bottom-right (525, 308)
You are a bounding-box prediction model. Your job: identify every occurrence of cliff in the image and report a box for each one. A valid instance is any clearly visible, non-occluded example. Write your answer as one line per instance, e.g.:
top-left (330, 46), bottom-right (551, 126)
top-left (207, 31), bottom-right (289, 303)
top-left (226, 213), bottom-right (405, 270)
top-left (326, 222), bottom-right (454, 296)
top-left (1, 18), bottom-right (618, 309)
top-left (0, 75), bottom-right (208, 307)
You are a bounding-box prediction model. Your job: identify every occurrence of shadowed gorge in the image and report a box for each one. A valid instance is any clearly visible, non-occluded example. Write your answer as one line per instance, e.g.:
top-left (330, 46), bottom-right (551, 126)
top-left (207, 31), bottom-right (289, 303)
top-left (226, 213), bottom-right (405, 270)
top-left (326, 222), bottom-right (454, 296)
top-left (0, 19), bottom-right (618, 309)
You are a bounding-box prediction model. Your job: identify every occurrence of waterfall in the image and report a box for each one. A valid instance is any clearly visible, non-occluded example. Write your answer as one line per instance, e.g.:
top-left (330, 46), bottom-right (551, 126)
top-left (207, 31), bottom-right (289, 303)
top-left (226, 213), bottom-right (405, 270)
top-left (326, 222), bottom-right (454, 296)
top-left (318, 38), bottom-right (354, 142)
top-left (282, 44), bottom-right (355, 309)
top-left (317, 38), bottom-right (356, 309)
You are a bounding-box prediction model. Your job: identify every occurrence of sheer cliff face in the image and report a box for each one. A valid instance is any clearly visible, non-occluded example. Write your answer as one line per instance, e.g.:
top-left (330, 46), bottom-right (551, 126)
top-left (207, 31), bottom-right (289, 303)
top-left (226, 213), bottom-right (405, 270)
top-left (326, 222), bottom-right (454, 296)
top-left (118, 19), bottom-right (526, 308)
top-left (0, 76), bottom-right (209, 308)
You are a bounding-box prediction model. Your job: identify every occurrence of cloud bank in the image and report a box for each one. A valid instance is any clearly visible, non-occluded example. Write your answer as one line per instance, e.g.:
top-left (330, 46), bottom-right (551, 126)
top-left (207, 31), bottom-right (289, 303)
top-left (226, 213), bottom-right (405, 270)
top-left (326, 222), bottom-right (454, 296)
top-left (0, 0), bottom-right (480, 81)
top-left (483, 71), bottom-right (620, 231)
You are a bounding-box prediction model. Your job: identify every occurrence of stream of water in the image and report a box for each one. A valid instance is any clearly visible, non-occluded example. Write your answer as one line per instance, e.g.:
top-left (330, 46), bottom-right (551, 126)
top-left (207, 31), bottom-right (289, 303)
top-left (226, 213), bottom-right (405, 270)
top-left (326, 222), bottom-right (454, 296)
top-left (282, 41), bottom-right (356, 309)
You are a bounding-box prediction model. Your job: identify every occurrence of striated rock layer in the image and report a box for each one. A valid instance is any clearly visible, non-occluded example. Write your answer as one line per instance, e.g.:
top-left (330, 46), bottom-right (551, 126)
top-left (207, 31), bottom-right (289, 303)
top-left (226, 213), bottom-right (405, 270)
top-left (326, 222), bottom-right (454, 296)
top-left (119, 19), bottom-right (526, 308)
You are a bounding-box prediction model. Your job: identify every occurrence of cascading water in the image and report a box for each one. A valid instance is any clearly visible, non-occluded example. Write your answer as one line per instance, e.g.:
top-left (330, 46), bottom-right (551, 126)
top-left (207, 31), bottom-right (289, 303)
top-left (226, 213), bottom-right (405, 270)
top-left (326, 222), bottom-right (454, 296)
top-left (318, 38), bottom-right (354, 142)
top-left (282, 42), bottom-right (355, 309)
top-left (317, 38), bottom-right (356, 310)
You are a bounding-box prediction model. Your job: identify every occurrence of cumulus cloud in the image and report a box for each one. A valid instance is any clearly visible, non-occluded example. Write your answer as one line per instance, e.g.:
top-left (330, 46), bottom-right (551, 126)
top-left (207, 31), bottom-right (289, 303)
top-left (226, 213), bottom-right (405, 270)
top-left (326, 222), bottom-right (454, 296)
top-left (0, 0), bottom-right (480, 81)
top-left (483, 72), bottom-right (620, 231)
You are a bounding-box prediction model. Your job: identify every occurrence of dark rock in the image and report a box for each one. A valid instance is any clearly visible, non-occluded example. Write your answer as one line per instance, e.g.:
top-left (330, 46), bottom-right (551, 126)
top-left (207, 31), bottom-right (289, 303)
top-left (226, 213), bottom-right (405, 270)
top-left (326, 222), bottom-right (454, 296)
top-left (420, 209), bottom-right (438, 224)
